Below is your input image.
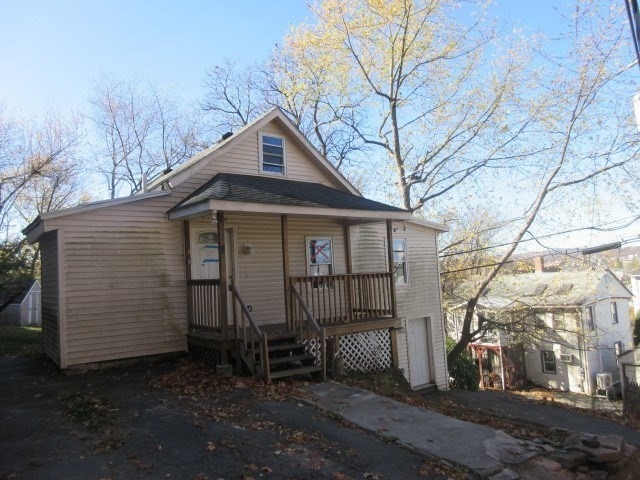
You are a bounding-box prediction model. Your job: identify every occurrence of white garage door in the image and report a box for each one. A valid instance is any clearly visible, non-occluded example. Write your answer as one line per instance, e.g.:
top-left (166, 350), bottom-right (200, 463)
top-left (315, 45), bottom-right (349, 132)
top-left (407, 317), bottom-right (432, 387)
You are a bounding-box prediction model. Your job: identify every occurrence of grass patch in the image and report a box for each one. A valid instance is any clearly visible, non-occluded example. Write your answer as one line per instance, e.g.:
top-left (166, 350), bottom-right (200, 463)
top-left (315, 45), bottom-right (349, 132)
top-left (0, 326), bottom-right (42, 355)
top-left (58, 391), bottom-right (119, 431)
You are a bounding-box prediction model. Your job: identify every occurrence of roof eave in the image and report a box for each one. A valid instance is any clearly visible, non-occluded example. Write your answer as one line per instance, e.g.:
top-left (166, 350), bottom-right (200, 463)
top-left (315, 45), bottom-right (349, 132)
top-left (167, 199), bottom-right (412, 222)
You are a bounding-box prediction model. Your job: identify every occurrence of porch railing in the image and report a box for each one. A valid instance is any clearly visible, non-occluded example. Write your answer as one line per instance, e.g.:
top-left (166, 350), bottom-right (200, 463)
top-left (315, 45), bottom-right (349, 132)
top-left (230, 284), bottom-right (269, 380)
top-left (290, 286), bottom-right (327, 381)
top-left (289, 272), bottom-right (394, 327)
top-left (187, 279), bottom-right (223, 331)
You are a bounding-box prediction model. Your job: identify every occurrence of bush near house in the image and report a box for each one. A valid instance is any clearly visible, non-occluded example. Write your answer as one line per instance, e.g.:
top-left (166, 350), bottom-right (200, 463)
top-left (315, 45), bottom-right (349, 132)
top-left (634, 312), bottom-right (640, 347)
top-left (446, 338), bottom-right (479, 391)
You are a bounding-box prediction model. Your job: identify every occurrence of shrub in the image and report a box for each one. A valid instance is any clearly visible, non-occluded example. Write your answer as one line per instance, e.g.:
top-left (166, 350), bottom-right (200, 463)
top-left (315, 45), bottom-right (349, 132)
top-left (634, 312), bottom-right (640, 347)
top-left (446, 338), bottom-right (479, 391)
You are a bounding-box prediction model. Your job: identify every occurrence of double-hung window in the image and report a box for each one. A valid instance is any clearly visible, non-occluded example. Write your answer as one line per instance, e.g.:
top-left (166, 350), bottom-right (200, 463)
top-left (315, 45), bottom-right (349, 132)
top-left (392, 238), bottom-right (408, 285)
top-left (541, 350), bottom-right (556, 374)
top-left (307, 238), bottom-right (333, 276)
top-left (585, 306), bottom-right (595, 331)
top-left (260, 133), bottom-right (285, 174)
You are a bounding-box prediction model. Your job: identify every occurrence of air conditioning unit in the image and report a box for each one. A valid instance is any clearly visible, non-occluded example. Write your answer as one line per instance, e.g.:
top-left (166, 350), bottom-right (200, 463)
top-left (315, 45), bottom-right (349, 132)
top-left (596, 372), bottom-right (613, 390)
top-left (559, 354), bottom-right (573, 363)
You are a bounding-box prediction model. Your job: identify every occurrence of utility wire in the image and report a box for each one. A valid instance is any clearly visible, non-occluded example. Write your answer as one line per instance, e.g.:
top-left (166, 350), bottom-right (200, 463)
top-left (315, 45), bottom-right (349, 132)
top-left (440, 236), bottom-right (640, 275)
top-left (439, 217), bottom-right (640, 258)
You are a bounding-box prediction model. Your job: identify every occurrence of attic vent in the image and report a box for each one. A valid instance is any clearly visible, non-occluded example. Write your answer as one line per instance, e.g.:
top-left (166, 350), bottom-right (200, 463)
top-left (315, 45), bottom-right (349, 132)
top-left (556, 283), bottom-right (574, 294)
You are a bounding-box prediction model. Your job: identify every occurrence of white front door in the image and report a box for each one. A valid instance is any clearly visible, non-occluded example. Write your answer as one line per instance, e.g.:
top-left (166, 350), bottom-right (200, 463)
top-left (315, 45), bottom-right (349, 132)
top-left (190, 227), bottom-right (236, 314)
top-left (408, 317), bottom-right (432, 387)
top-left (192, 230), bottom-right (220, 280)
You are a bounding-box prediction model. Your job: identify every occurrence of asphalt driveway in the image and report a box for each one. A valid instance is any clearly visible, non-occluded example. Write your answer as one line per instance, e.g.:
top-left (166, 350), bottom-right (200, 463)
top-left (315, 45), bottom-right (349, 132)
top-left (421, 389), bottom-right (640, 446)
top-left (0, 355), bottom-right (446, 480)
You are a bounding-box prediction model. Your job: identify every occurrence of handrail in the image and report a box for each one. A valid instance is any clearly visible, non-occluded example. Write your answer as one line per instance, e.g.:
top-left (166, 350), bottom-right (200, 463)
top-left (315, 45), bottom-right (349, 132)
top-left (290, 272), bottom-right (394, 325)
top-left (230, 284), bottom-right (269, 380)
top-left (187, 279), bottom-right (222, 331)
top-left (291, 285), bottom-right (326, 381)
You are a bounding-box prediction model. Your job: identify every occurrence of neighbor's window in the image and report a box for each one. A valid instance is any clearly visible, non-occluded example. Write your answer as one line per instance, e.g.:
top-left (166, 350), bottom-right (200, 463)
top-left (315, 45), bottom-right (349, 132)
top-left (260, 133), bottom-right (285, 174)
top-left (392, 238), bottom-right (408, 285)
top-left (541, 350), bottom-right (556, 374)
top-left (611, 302), bottom-right (619, 324)
top-left (585, 306), bottom-right (595, 331)
top-left (552, 312), bottom-right (565, 331)
top-left (307, 238), bottom-right (333, 276)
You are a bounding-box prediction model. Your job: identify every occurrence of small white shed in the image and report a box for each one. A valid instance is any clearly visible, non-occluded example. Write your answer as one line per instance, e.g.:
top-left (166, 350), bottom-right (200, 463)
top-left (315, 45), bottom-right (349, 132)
top-left (0, 280), bottom-right (41, 326)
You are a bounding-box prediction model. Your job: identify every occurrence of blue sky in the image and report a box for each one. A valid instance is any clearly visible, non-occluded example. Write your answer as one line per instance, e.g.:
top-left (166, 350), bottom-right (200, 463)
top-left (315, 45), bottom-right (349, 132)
top-left (0, 0), bottom-right (312, 117)
top-left (1, 1), bottom-right (634, 249)
top-left (0, 1), bottom-right (566, 118)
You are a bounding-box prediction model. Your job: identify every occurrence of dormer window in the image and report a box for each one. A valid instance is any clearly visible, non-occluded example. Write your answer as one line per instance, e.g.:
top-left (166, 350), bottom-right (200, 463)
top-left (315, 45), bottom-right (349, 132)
top-left (260, 133), bottom-right (285, 174)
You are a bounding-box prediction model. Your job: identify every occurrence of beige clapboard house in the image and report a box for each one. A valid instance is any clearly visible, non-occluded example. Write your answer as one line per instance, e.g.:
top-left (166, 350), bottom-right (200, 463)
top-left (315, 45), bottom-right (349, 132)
top-left (24, 108), bottom-right (449, 389)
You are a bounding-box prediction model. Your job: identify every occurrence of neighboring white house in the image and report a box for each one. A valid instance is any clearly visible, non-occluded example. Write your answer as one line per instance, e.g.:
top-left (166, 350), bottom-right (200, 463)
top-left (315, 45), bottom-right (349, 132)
top-left (0, 280), bottom-right (41, 327)
top-left (630, 267), bottom-right (640, 315)
top-left (23, 108), bottom-right (449, 389)
top-left (447, 268), bottom-right (633, 395)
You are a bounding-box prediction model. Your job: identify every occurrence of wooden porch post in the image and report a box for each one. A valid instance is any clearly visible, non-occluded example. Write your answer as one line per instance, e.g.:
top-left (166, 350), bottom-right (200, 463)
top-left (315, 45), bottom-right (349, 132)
top-left (386, 220), bottom-right (400, 368)
top-left (386, 220), bottom-right (398, 318)
top-left (183, 221), bottom-right (192, 332)
top-left (217, 211), bottom-right (229, 362)
top-left (343, 223), bottom-right (353, 274)
top-left (281, 214), bottom-right (291, 329)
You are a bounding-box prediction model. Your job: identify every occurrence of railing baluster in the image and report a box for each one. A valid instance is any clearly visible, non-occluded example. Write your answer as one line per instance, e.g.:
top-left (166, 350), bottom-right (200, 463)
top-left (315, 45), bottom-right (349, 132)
top-left (287, 272), bottom-right (394, 326)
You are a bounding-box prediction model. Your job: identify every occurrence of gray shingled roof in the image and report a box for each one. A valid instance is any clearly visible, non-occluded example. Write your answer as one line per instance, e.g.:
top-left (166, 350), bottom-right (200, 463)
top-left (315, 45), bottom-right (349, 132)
top-left (171, 173), bottom-right (407, 213)
top-left (450, 269), bottom-right (629, 310)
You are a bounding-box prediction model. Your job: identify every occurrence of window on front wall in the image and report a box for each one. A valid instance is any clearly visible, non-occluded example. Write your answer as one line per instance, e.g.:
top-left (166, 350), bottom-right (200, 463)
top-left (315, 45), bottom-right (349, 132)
top-left (585, 306), bottom-right (595, 331)
top-left (260, 133), bottom-right (285, 174)
top-left (611, 301), bottom-right (619, 324)
top-left (307, 238), bottom-right (333, 276)
top-left (392, 238), bottom-right (408, 285)
top-left (552, 312), bottom-right (565, 331)
top-left (541, 350), bottom-right (556, 374)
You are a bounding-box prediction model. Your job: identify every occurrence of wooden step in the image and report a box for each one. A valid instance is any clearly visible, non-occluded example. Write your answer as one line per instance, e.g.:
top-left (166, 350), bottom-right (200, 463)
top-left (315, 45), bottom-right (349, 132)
top-left (269, 353), bottom-right (316, 366)
top-left (264, 331), bottom-right (297, 341)
top-left (269, 364), bottom-right (322, 380)
top-left (267, 342), bottom-right (305, 353)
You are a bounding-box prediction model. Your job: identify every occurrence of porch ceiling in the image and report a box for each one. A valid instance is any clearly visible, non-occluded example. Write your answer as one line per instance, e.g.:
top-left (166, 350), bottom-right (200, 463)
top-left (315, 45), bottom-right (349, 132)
top-left (167, 173), bottom-right (412, 222)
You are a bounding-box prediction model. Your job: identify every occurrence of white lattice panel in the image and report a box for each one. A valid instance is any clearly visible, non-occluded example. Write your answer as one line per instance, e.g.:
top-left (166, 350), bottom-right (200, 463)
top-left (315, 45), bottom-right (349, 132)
top-left (338, 329), bottom-right (391, 372)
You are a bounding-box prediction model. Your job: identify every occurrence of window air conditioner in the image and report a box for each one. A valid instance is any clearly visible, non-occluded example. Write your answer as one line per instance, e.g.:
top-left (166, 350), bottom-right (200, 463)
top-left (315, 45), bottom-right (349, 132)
top-left (559, 354), bottom-right (572, 363)
top-left (596, 372), bottom-right (613, 390)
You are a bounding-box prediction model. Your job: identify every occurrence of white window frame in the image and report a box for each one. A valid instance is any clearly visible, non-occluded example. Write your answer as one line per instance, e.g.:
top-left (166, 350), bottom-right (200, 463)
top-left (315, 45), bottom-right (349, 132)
top-left (306, 237), bottom-right (334, 277)
top-left (385, 237), bottom-right (408, 286)
top-left (393, 238), bottom-right (408, 285)
top-left (259, 132), bottom-right (286, 175)
top-left (541, 350), bottom-right (557, 374)
top-left (611, 301), bottom-right (619, 324)
top-left (585, 305), bottom-right (595, 331)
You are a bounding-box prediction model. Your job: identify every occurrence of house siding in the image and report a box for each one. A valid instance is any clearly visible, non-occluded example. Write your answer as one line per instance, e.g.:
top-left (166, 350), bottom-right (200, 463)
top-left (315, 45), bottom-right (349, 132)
top-left (40, 231), bottom-right (60, 366)
top-left (583, 290), bottom-right (633, 393)
top-left (170, 119), bottom-right (346, 201)
top-left (45, 195), bottom-right (187, 366)
top-left (350, 222), bottom-right (448, 390)
top-left (189, 214), bottom-right (348, 327)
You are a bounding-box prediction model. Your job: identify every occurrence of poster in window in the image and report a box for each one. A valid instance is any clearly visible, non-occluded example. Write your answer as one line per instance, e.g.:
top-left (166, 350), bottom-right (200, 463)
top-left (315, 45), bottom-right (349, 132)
top-left (308, 238), bottom-right (332, 277)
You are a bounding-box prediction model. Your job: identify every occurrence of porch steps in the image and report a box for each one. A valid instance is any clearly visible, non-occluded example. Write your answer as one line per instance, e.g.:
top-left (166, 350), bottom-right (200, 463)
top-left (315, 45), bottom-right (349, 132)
top-left (244, 327), bottom-right (322, 381)
top-left (269, 364), bottom-right (322, 380)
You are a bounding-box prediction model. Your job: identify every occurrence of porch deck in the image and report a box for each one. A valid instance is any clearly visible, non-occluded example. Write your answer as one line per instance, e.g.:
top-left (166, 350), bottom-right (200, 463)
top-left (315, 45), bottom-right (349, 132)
top-left (186, 271), bottom-right (399, 381)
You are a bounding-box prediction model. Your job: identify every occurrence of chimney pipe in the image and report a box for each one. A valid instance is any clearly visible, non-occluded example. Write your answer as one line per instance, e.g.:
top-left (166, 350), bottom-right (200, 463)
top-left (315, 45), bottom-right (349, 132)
top-left (534, 256), bottom-right (545, 273)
